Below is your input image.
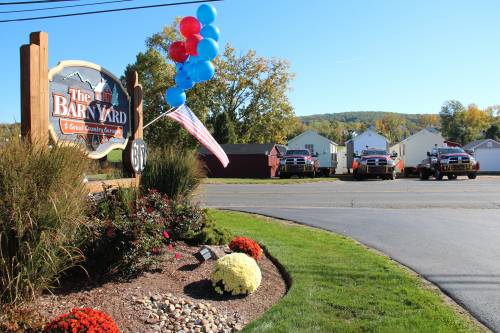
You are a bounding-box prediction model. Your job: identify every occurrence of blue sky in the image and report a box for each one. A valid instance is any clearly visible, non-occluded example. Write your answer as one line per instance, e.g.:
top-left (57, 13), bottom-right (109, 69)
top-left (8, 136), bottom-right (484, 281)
top-left (0, 0), bottom-right (499, 123)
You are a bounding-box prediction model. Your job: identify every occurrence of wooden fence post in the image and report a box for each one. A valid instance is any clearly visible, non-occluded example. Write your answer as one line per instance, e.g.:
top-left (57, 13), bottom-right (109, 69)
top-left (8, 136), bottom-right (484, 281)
top-left (20, 31), bottom-right (48, 144)
top-left (123, 70), bottom-right (144, 185)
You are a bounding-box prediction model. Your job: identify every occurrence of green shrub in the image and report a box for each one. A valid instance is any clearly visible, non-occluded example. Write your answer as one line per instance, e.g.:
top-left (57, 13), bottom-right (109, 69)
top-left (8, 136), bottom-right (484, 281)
top-left (185, 212), bottom-right (231, 246)
top-left (0, 140), bottom-right (89, 304)
top-left (81, 189), bottom-right (214, 278)
top-left (141, 146), bottom-right (204, 199)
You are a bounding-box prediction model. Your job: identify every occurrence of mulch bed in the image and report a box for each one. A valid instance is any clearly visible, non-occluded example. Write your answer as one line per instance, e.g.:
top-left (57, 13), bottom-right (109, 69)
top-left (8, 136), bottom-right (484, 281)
top-left (34, 243), bottom-right (287, 332)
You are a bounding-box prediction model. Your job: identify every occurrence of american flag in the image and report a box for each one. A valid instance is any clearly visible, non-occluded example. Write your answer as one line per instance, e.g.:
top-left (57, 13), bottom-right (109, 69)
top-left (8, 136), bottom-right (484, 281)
top-left (166, 105), bottom-right (229, 167)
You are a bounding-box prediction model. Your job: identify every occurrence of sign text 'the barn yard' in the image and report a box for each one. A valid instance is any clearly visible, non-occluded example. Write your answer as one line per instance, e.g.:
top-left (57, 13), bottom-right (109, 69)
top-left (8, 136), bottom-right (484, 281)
top-left (49, 60), bottom-right (131, 159)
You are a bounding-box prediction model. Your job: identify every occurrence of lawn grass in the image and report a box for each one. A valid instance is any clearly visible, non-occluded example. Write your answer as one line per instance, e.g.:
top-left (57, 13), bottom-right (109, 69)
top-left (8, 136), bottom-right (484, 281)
top-left (211, 210), bottom-right (484, 333)
top-left (203, 177), bottom-right (338, 185)
top-left (107, 149), bottom-right (122, 163)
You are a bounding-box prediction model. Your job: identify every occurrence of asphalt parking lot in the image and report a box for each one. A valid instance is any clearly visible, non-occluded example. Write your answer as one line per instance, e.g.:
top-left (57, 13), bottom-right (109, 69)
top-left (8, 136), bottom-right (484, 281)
top-left (200, 176), bottom-right (500, 332)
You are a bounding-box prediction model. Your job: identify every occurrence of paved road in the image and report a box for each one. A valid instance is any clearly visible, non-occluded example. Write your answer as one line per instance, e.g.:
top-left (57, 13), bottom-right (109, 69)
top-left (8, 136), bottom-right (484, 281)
top-left (200, 176), bottom-right (500, 332)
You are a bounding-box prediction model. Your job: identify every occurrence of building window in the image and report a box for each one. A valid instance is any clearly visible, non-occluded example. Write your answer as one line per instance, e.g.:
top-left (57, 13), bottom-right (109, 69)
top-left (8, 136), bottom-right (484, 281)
top-left (305, 144), bottom-right (314, 154)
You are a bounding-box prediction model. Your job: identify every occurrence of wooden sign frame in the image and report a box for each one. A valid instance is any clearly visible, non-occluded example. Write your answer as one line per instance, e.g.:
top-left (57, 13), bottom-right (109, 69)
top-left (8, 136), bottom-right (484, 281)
top-left (20, 31), bottom-right (144, 192)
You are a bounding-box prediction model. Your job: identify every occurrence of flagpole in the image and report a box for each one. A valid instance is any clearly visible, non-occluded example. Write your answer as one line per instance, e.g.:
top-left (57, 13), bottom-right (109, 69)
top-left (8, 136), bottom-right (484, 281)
top-left (143, 106), bottom-right (179, 130)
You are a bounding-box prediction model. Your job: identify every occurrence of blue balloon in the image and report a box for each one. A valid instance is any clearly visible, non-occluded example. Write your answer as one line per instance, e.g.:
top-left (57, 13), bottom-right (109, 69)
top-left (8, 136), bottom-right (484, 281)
top-left (197, 38), bottom-right (219, 61)
top-left (193, 60), bottom-right (215, 82)
top-left (200, 24), bottom-right (220, 41)
top-left (197, 4), bottom-right (217, 25)
top-left (176, 74), bottom-right (195, 90)
top-left (175, 76), bottom-right (195, 90)
top-left (165, 87), bottom-right (186, 107)
top-left (176, 63), bottom-right (184, 71)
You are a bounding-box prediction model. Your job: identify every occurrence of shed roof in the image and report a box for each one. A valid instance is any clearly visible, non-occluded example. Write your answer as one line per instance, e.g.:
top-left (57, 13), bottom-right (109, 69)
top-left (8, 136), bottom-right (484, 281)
top-left (345, 128), bottom-right (389, 144)
top-left (200, 143), bottom-right (277, 156)
top-left (288, 130), bottom-right (338, 146)
top-left (398, 127), bottom-right (443, 144)
top-left (464, 139), bottom-right (500, 150)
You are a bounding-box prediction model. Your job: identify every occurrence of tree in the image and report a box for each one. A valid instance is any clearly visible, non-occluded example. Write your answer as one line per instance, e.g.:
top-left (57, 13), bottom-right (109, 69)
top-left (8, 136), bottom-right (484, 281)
top-left (439, 100), bottom-right (492, 144)
top-left (374, 114), bottom-right (409, 144)
top-left (418, 114), bottom-right (440, 129)
top-left (126, 20), bottom-right (296, 148)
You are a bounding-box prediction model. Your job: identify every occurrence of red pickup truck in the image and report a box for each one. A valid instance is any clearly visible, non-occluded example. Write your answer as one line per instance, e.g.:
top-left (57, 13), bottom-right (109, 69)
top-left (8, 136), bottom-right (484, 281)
top-left (279, 149), bottom-right (319, 178)
top-left (352, 148), bottom-right (398, 180)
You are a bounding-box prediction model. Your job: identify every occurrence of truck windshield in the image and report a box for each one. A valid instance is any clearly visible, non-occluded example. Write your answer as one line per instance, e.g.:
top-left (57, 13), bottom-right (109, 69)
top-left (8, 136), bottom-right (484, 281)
top-left (361, 150), bottom-right (387, 156)
top-left (286, 150), bottom-right (310, 156)
top-left (438, 147), bottom-right (465, 154)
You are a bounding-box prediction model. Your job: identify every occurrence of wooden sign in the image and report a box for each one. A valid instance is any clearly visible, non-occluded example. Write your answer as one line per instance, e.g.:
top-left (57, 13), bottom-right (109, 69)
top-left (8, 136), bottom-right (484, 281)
top-left (48, 61), bottom-right (131, 159)
top-left (21, 32), bottom-right (145, 192)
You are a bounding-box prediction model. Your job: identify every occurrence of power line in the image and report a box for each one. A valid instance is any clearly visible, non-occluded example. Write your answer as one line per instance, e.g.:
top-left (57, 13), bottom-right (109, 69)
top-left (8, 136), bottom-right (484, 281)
top-left (0, 0), bottom-right (222, 23)
top-left (0, 0), bottom-right (138, 14)
top-left (0, 0), bottom-right (82, 6)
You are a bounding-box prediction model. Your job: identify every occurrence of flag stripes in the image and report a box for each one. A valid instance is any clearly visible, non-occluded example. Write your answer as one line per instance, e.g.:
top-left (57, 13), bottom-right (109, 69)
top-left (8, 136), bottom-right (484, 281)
top-left (166, 105), bottom-right (229, 167)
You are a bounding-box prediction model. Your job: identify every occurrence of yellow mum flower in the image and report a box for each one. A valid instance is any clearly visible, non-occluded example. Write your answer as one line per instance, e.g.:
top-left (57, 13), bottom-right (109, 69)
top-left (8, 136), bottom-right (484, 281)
top-left (211, 253), bottom-right (262, 295)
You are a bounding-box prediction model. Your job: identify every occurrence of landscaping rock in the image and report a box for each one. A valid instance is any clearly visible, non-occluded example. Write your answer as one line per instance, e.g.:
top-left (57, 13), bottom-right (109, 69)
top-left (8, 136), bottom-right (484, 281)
top-left (136, 293), bottom-right (242, 332)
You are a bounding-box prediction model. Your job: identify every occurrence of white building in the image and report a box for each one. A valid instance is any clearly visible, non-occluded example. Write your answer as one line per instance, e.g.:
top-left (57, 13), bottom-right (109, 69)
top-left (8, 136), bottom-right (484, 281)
top-left (464, 139), bottom-right (500, 172)
top-left (391, 128), bottom-right (445, 175)
top-left (287, 130), bottom-right (338, 175)
top-left (345, 128), bottom-right (389, 170)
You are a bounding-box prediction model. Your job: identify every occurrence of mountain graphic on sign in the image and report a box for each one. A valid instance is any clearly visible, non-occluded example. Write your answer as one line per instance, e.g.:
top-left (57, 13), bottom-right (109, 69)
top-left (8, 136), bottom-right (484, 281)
top-left (62, 71), bottom-right (98, 90)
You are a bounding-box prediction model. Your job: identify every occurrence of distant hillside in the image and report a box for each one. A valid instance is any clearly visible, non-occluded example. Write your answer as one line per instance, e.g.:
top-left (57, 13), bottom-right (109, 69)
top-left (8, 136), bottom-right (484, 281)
top-left (301, 111), bottom-right (422, 126)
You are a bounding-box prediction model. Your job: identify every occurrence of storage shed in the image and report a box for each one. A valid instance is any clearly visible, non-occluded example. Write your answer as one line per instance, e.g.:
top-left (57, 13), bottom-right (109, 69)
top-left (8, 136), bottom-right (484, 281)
top-left (199, 143), bottom-right (281, 178)
top-left (345, 128), bottom-right (389, 171)
top-left (391, 128), bottom-right (445, 175)
top-left (464, 139), bottom-right (500, 172)
top-left (287, 130), bottom-right (338, 174)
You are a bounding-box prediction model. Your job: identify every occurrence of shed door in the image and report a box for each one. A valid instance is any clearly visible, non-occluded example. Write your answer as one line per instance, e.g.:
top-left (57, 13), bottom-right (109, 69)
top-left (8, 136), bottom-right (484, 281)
top-left (475, 148), bottom-right (500, 172)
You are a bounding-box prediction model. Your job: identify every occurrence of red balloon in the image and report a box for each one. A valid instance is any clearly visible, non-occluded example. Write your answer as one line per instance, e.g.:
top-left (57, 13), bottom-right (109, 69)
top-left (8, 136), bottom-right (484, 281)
top-left (179, 16), bottom-right (201, 38)
top-left (185, 34), bottom-right (202, 56)
top-left (168, 41), bottom-right (188, 63)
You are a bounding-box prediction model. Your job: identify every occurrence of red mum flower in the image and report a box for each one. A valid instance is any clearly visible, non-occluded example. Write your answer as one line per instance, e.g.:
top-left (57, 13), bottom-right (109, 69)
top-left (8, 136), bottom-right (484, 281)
top-left (105, 227), bottom-right (114, 238)
top-left (229, 236), bottom-right (263, 260)
top-left (174, 253), bottom-right (182, 260)
top-left (43, 308), bottom-right (119, 333)
top-left (162, 231), bottom-right (170, 239)
top-left (167, 244), bottom-right (174, 252)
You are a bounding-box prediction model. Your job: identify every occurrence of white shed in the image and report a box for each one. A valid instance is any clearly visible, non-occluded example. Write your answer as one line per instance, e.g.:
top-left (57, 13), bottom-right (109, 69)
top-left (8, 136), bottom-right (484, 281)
top-left (464, 139), bottom-right (500, 172)
top-left (346, 128), bottom-right (389, 170)
top-left (288, 130), bottom-right (338, 174)
top-left (391, 128), bottom-right (445, 175)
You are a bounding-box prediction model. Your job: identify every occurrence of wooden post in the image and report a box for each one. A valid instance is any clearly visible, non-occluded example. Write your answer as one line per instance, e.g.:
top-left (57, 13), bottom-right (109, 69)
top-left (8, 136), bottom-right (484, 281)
top-left (123, 70), bottom-right (144, 184)
top-left (20, 31), bottom-right (49, 144)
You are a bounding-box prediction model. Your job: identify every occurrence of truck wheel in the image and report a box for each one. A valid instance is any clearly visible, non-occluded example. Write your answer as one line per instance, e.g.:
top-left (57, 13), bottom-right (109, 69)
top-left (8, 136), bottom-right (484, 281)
top-left (353, 170), bottom-right (363, 181)
top-left (467, 173), bottom-right (477, 179)
top-left (434, 170), bottom-right (444, 181)
top-left (419, 169), bottom-right (429, 180)
top-left (447, 174), bottom-right (457, 180)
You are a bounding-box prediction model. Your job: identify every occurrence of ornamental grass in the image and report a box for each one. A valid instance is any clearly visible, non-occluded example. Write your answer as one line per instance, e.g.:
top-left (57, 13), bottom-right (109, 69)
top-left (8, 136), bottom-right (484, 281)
top-left (0, 139), bottom-right (89, 304)
top-left (141, 146), bottom-right (204, 199)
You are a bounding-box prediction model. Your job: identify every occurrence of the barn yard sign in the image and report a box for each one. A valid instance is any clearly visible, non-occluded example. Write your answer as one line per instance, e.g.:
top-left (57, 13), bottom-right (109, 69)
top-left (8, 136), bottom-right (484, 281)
top-left (49, 61), bottom-right (131, 159)
top-left (21, 32), bottom-right (145, 191)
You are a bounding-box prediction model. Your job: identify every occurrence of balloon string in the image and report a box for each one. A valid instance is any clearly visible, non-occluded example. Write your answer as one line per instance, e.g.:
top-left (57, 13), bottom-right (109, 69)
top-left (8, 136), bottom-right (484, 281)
top-left (143, 106), bottom-right (178, 129)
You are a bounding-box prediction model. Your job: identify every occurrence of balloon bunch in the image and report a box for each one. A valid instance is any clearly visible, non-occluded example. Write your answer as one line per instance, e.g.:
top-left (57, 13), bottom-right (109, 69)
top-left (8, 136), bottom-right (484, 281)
top-left (165, 4), bottom-right (220, 107)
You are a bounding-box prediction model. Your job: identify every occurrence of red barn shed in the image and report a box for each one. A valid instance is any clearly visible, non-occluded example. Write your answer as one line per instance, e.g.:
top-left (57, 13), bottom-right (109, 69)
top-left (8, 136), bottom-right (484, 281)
top-left (199, 143), bottom-right (281, 178)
